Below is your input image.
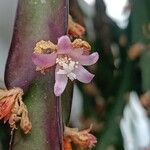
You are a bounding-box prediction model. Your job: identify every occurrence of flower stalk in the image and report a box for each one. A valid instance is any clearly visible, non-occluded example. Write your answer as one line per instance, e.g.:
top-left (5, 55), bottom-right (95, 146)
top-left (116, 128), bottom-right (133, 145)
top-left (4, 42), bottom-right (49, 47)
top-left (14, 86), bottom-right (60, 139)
top-left (4, 0), bottom-right (69, 149)
top-left (1, 0), bottom-right (99, 149)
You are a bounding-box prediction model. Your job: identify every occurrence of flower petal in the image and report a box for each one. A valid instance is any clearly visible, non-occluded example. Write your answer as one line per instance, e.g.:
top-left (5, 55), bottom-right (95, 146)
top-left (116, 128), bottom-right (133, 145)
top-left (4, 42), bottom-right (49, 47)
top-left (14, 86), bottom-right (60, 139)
top-left (70, 52), bottom-right (99, 66)
top-left (32, 52), bottom-right (57, 69)
top-left (74, 65), bottom-right (94, 83)
top-left (54, 65), bottom-right (68, 96)
top-left (57, 35), bottom-right (72, 54)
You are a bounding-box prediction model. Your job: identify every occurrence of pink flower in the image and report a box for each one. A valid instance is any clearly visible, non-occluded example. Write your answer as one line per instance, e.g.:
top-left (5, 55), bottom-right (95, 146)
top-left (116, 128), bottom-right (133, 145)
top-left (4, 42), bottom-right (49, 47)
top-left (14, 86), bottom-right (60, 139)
top-left (32, 35), bottom-right (99, 96)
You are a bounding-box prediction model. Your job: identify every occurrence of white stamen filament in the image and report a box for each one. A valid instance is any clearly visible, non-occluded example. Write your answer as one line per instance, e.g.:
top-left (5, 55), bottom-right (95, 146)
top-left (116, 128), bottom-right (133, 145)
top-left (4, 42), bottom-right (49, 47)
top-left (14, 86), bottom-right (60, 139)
top-left (56, 56), bottom-right (78, 81)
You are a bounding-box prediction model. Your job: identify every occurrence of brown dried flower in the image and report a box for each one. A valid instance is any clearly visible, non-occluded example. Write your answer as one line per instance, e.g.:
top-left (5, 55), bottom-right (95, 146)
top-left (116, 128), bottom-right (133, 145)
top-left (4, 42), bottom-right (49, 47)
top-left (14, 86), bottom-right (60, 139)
top-left (68, 15), bottom-right (85, 37)
top-left (0, 88), bottom-right (32, 134)
top-left (128, 43), bottom-right (144, 60)
top-left (64, 125), bottom-right (97, 149)
top-left (64, 137), bottom-right (73, 150)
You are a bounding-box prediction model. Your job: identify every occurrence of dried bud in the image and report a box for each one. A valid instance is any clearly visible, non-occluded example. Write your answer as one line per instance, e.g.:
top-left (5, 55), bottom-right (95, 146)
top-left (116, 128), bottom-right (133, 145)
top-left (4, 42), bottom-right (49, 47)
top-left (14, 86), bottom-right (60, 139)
top-left (8, 114), bottom-right (20, 129)
top-left (64, 125), bottom-right (97, 149)
top-left (68, 15), bottom-right (85, 37)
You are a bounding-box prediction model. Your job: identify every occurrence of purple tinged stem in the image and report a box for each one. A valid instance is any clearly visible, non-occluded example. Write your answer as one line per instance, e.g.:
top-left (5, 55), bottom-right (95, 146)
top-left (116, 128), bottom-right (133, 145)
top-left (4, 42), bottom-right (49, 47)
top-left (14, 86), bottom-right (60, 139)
top-left (5, 0), bottom-right (69, 150)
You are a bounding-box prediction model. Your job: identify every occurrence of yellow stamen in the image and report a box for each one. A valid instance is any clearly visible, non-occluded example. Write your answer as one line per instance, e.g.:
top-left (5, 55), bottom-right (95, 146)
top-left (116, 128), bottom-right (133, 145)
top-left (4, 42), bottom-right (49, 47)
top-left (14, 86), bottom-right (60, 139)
top-left (72, 39), bottom-right (91, 52)
top-left (34, 40), bottom-right (57, 53)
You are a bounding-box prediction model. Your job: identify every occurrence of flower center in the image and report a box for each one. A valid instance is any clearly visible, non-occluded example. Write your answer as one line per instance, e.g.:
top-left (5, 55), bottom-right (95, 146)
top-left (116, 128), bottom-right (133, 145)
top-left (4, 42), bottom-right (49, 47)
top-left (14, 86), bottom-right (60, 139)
top-left (56, 56), bottom-right (78, 81)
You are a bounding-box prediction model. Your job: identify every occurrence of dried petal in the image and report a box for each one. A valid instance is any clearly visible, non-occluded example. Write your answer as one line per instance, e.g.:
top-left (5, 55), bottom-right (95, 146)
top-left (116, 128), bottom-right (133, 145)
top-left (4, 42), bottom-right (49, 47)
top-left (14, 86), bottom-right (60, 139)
top-left (20, 110), bottom-right (32, 134)
top-left (0, 88), bottom-right (22, 120)
top-left (64, 137), bottom-right (73, 150)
